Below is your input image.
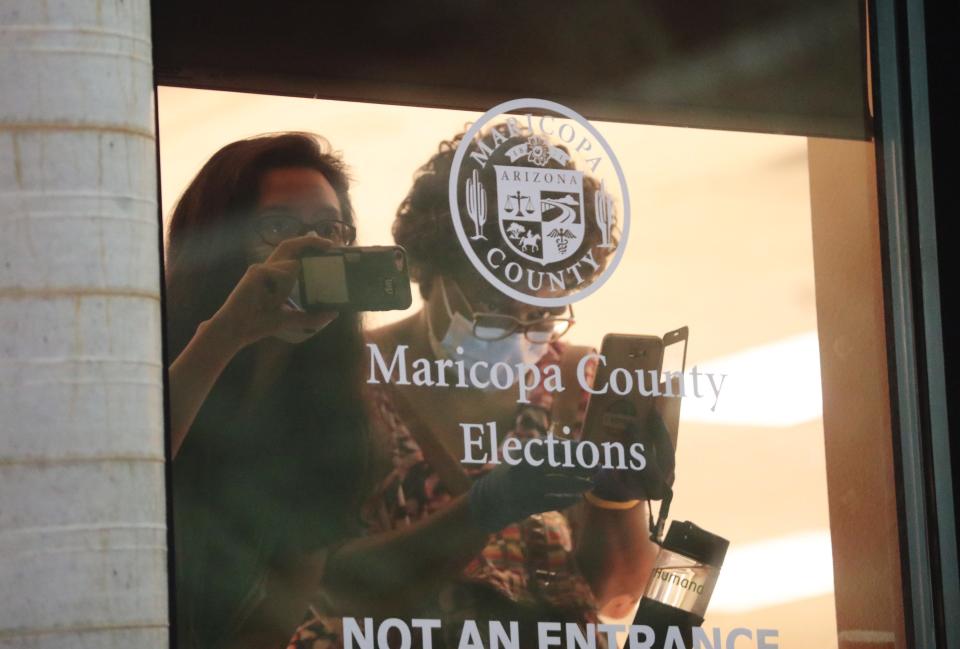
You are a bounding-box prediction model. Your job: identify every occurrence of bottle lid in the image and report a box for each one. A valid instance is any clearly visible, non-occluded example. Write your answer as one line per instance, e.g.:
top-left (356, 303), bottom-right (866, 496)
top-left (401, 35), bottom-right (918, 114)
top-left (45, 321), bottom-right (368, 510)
top-left (662, 520), bottom-right (729, 567)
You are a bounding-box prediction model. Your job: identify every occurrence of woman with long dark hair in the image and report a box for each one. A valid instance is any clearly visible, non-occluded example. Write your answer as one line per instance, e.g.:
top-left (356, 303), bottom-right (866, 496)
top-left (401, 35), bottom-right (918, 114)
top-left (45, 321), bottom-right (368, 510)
top-left (165, 133), bottom-right (368, 649)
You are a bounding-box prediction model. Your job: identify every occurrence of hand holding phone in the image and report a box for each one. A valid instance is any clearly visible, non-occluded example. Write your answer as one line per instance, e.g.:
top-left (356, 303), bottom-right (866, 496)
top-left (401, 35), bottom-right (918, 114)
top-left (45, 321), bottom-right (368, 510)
top-left (300, 245), bottom-right (413, 312)
top-left (592, 411), bottom-right (676, 501)
top-left (206, 236), bottom-right (339, 350)
top-left (583, 329), bottom-right (687, 506)
top-left (582, 334), bottom-right (665, 447)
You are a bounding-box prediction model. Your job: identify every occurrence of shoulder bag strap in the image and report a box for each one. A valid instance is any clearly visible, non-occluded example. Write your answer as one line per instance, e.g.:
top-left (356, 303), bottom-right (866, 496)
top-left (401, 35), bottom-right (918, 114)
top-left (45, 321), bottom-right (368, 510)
top-left (390, 388), bottom-right (474, 497)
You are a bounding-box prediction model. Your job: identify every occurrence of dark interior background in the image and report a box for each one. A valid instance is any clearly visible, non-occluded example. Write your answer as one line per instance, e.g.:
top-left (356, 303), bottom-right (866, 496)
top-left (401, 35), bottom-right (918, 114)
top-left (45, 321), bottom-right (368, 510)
top-left (923, 0), bottom-right (960, 603)
top-left (152, 0), bottom-right (870, 139)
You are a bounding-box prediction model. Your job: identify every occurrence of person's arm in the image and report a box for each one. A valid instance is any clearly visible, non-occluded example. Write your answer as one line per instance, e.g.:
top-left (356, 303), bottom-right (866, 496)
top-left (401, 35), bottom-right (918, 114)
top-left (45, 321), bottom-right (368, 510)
top-left (324, 453), bottom-right (594, 616)
top-left (169, 236), bottom-right (337, 459)
top-left (574, 410), bottom-right (675, 617)
top-left (321, 495), bottom-right (489, 616)
top-left (325, 482), bottom-right (655, 620)
top-left (168, 317), bottom-right (244, 458)
top-left (574, 500), bottom-right (660, 618)
top-left (223, 548), bottom-right (329, 649)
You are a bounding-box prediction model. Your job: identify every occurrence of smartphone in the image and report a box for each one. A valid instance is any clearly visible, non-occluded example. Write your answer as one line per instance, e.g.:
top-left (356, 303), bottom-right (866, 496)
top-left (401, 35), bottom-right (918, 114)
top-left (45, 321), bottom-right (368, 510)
top-left (582, 334), bottom-right (664, 446)
top-left (299, 245), bottom-right (412, 312)
top-left (656, 326), bottom-right (688, 449)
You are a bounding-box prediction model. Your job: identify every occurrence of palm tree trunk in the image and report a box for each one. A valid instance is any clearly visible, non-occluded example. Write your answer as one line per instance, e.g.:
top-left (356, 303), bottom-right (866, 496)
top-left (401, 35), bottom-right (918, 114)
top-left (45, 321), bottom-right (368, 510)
top-left (0, 1), bottom-right (168, 647)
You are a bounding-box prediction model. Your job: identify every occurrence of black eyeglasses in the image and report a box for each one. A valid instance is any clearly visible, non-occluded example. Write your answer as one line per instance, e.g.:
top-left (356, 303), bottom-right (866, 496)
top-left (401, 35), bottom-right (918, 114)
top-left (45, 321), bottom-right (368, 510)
top-left (473, 309), bottom-right (575, 344)
top-left (252, 213), bottom-right (357, 246)
top-left (443, 279), bottom-right (575, 344)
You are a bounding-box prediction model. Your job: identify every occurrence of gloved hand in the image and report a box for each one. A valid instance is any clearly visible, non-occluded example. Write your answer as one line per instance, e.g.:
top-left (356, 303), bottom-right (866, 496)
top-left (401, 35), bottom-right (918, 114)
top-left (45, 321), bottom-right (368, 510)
top-left (467, 443), bottom-right (595, 533)
top-left (591, 409), bottom-right (676, 502)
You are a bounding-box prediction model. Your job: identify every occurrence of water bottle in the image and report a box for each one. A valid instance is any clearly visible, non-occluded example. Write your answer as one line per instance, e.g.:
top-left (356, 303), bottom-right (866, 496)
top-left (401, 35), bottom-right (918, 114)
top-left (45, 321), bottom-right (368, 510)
top-left (633, 521), bottom-right (729, 648)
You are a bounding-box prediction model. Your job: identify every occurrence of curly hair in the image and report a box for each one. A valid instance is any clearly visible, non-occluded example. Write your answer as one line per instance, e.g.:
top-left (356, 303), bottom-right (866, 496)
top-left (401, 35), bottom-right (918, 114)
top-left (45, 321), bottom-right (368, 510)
top-left (394, 125), bottom-right (619, 299)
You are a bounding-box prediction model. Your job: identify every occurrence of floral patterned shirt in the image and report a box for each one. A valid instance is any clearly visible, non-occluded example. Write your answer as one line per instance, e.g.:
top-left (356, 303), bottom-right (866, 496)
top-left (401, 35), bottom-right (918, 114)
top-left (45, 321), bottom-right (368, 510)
top-left (288, 342), bottom-right (602, 649)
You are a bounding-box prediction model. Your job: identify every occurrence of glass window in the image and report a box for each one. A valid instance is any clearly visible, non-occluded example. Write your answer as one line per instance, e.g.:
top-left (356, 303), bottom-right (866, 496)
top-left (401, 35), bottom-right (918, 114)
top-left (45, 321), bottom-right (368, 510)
top-left (159, 86), bottom-right (907, 648)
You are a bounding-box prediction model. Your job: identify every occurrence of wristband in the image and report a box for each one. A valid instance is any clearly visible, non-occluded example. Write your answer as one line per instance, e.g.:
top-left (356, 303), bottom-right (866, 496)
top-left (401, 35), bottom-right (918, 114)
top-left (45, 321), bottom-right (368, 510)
top-left (584, 491), bottom-right (641, 510)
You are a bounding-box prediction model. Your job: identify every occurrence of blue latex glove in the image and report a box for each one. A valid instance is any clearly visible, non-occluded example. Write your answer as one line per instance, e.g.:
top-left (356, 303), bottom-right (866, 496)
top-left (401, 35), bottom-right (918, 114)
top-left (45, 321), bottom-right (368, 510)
top-left (467, 444), bottom-right (595, 533)
top-left (592, 410), bottom-right (675, 502)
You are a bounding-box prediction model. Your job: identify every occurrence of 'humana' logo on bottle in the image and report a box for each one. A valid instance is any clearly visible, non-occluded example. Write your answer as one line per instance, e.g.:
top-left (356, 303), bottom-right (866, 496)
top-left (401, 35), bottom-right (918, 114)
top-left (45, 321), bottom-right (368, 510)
top-left (652, 567), bottom-right (706, 595)
top-left (643, 555), bottom-right (718, 618)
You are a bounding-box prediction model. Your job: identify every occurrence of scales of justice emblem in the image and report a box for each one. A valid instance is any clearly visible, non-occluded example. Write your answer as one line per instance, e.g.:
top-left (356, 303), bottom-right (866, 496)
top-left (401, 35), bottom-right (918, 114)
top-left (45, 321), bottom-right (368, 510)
top-left (454, 98), bottom-right (627, 306)
top-left (463, 135), bottom-right (616, 267)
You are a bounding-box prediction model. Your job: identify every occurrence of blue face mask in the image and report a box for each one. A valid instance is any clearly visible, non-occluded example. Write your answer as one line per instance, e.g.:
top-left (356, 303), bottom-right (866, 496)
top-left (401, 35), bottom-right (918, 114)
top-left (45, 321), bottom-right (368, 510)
top-left (427, 280), bottom-right (549, 385)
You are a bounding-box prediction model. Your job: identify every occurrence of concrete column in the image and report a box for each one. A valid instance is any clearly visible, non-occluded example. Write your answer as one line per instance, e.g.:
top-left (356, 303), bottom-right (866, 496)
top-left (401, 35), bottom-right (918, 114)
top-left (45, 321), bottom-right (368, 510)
top-left (0, 1), bottom-right (167, 647)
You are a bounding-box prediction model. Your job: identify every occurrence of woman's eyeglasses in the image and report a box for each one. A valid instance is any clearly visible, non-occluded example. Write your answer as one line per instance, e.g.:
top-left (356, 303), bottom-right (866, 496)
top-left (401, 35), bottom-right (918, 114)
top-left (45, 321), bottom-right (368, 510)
top-left (443, 279), bottom-right (575, 344)
top-left (252, 213), bottom-right (357, 246)
top-left (473, 310), bottom-right (575, 344)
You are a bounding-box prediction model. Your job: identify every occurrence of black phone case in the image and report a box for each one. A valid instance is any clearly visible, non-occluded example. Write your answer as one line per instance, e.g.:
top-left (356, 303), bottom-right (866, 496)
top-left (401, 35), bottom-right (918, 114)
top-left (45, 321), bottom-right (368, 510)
top-left (581, 334), bottom-right (664, 446)
top-left (300, 245), bottom-right (412, 312)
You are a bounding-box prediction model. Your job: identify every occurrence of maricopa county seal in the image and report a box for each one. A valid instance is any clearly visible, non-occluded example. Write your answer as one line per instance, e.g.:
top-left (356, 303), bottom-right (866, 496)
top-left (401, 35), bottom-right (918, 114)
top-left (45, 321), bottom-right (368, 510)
top-left (449, 98), bottom-right (630, 307)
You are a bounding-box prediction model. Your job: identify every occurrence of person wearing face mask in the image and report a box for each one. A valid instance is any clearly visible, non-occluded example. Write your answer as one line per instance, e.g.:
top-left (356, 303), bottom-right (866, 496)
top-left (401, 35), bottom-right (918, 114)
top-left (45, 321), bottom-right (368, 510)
top-left (424, 276), bottom-right (564, 382)
top-left (164, 133), bottom-right (371, 649)
top-left (291, 128), bottom-right (661, 649)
